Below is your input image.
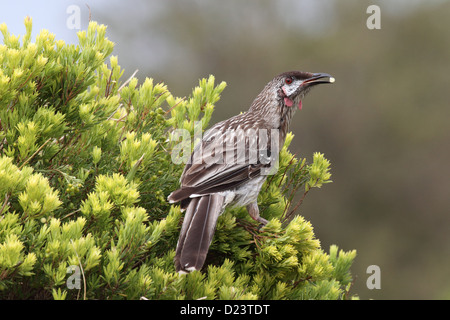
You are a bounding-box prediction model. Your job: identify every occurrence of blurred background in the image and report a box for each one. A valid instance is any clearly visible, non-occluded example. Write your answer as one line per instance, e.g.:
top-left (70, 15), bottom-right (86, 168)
top-left (2, 0), bottom-right (449, 299)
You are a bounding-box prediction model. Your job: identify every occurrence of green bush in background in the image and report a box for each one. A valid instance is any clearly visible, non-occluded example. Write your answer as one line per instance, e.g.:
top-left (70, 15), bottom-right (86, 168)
top-left (0, 18), bottom-right (356, 300)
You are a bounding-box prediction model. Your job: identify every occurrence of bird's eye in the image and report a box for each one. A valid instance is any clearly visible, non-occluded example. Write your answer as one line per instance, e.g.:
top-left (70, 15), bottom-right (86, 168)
top-left (285, 77), bottom-right (293, 85)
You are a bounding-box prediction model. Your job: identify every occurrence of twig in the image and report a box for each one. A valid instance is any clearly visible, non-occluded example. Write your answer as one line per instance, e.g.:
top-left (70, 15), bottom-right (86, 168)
top-left (118, 69), bottom-right (139, 92)
top-left (278, 154), bottom-right (298, 189)
top-left (165, 96), bottom-right (186, 115)
top-left (0, 193), bottom-right (10, 216)
top-left (282, 190), bottom-right (309, 224)
top-left (86, 4), bottom-right (92, 22)
top-left (19, 137), bottom-right (52, 170)
top-left (62, 209), bottom-right (81, 220)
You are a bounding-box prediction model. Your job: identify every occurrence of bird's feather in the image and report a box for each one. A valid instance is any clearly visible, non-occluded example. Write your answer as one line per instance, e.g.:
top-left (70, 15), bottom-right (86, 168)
top-left (168, 114), bottom-right (274, 203)
top-left (175, 194), bottom-right (224, 272)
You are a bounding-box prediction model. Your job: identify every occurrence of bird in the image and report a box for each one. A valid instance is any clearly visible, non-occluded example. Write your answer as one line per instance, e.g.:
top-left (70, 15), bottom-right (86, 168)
top-left (168, 71), bottom-right (335, 273)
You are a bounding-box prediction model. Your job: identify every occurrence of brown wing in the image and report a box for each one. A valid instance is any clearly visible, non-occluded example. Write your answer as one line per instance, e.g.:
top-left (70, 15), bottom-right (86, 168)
top-left (168, 114), bottom-right (274, 203)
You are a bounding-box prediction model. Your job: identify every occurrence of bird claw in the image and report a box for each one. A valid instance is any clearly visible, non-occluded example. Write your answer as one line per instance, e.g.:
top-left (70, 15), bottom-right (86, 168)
top-left (257, 217), bottom-right (269, 230)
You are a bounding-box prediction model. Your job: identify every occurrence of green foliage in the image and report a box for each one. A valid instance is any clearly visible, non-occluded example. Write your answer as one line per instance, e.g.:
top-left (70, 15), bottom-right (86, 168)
top-left (0, 18), bottom-right (356, 300)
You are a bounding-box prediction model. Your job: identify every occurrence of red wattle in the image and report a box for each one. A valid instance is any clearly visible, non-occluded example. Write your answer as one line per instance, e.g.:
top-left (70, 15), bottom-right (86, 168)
top-left (284, 97), bottom-right (293, 107)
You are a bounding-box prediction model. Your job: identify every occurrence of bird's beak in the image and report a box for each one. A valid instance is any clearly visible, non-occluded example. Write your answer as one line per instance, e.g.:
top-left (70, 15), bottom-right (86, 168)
top-left (302, 73), bottom-right (335, 85)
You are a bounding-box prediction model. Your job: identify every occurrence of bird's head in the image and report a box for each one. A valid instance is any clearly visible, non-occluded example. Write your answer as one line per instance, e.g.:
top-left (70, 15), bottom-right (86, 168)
top-left (276, 71), bottom-right (335, 110)
top-left (249, 71), bottom-right (335, 115)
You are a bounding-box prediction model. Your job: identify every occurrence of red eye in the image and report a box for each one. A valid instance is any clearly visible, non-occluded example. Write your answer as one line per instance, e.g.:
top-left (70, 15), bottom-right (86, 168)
top-left (285, 77), bottom-right (293, 85)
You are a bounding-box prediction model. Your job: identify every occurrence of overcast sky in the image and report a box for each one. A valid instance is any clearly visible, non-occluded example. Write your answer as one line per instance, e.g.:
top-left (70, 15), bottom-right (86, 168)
top-left (1, 0), bottom-right (444, 45)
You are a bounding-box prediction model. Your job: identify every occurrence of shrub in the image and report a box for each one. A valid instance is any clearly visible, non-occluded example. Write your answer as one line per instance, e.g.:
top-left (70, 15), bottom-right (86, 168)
top-left (0, 18), bottom-right (356, 300)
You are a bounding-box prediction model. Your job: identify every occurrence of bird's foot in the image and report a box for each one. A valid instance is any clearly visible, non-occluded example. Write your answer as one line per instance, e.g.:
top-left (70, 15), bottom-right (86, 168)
top-left (247, 203), bottom-right (269, 230)
top-left (257, 217), bottom-right (269, 230)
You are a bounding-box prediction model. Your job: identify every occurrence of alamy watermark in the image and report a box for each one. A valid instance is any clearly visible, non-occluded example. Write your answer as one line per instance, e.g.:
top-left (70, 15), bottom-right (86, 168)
top-left (366, 265), bottom-right (381, 290)
top-left (170, 121), bottom-right (280, 175)
top-left (66, 5), bottom-right (81, 30)
top-left (66, 265), bottom-right (81, 290)
top-left (366, 5), bottom-right (381, 30)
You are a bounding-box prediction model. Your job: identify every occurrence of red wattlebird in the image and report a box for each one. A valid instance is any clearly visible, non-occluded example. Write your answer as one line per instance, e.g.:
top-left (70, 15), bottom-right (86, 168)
top-left (168, 71), bottom-right (335, 273)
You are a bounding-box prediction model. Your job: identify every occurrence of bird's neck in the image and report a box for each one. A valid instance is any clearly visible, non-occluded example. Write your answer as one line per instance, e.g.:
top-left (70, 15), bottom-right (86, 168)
top-left (247, 99), bottom-right (296, 149)
top-left (278, 104), bottom-right (296, 146)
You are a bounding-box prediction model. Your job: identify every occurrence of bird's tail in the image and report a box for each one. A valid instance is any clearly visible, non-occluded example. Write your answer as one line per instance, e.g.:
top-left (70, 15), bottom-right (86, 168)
top-left (174, 194), bottom-right (224, 273)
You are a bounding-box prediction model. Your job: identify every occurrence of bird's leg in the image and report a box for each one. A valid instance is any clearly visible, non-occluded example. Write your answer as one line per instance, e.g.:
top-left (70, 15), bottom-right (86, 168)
top-left (246, 202), bottom-right (269, 228)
